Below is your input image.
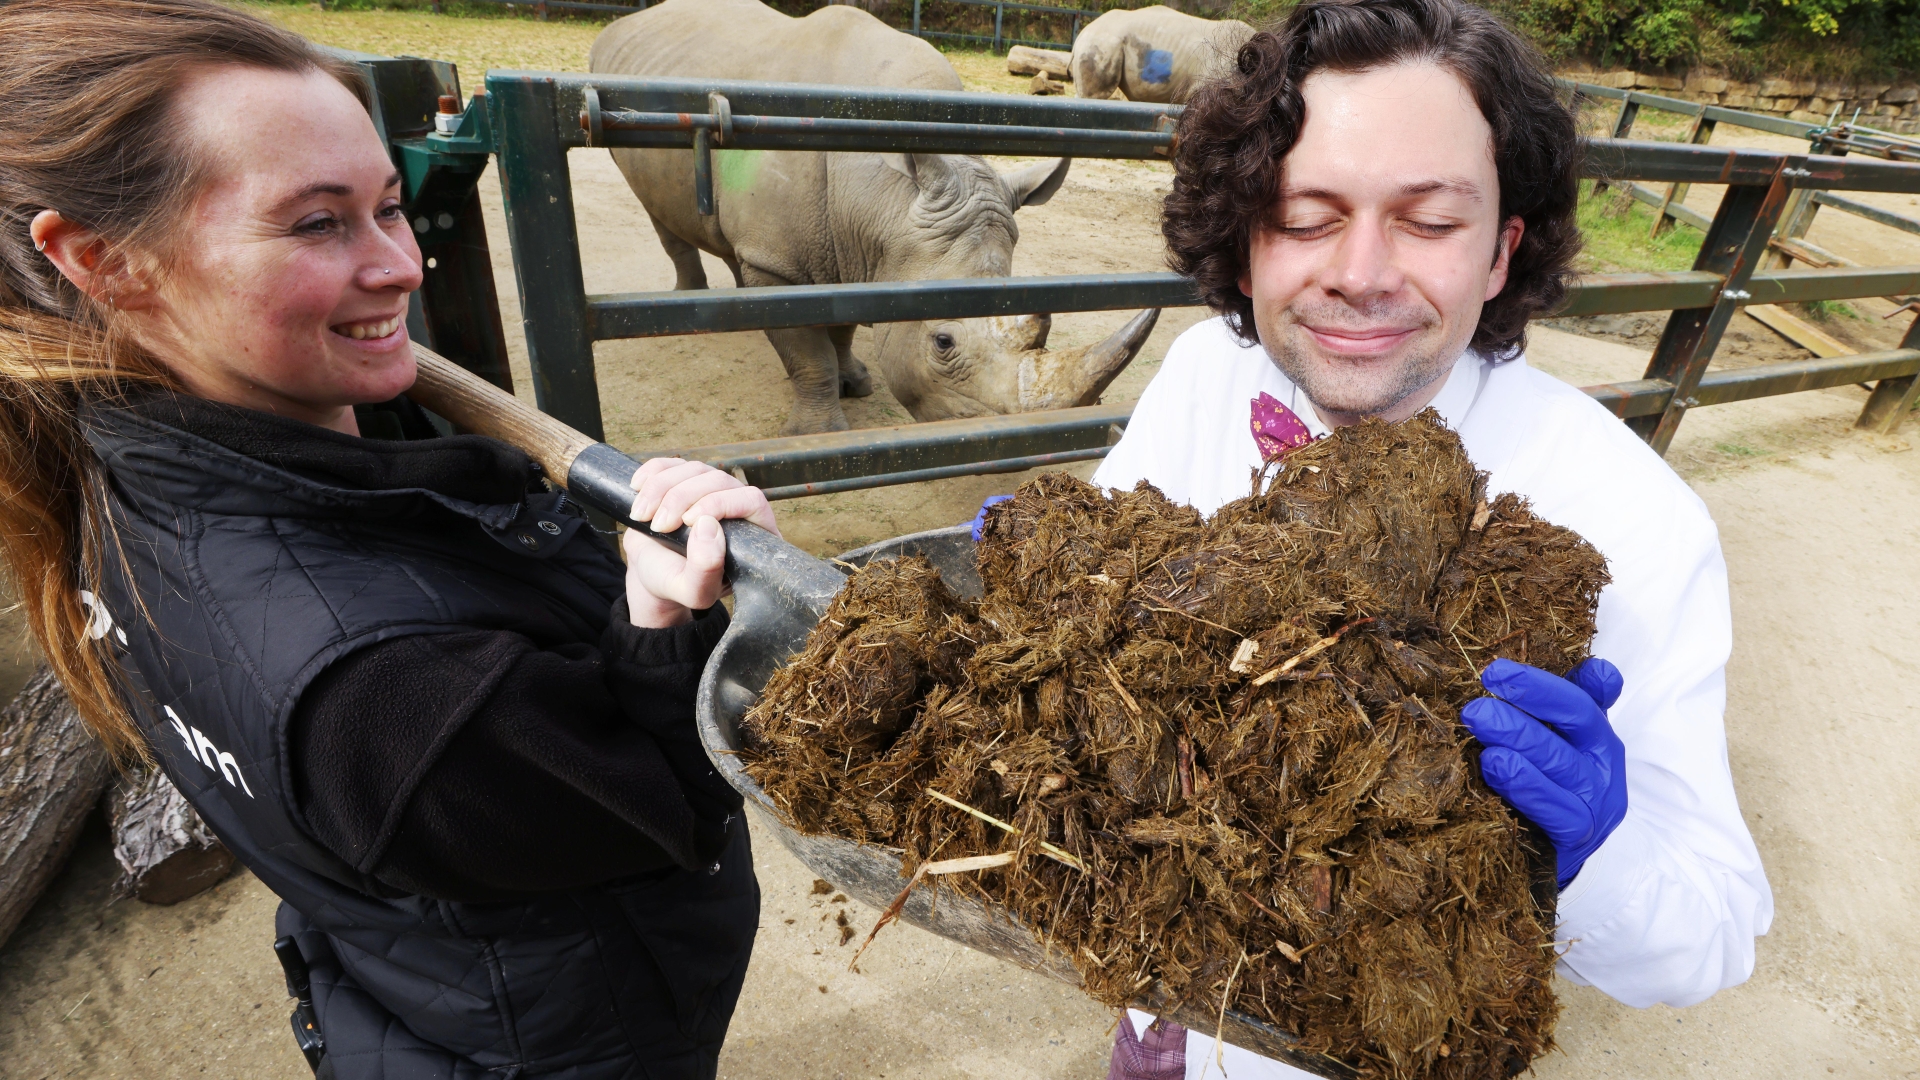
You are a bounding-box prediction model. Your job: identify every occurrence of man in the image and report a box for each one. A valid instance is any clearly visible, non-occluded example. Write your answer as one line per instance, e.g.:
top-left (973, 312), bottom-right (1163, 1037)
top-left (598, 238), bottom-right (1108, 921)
top-left (1093, 0), bottom-right (1772, 1075)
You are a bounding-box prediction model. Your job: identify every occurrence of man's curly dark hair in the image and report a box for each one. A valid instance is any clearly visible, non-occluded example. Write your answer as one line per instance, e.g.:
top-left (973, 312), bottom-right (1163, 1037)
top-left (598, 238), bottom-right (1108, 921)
top-left (1162, 0), bottom-right (1582, 361)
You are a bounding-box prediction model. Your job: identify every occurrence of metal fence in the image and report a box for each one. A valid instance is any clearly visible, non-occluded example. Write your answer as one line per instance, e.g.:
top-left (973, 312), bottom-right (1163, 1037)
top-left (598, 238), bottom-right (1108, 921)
top-left (349, 0), bottom-right (1092, 48)
top-left (1563, 80), bottom-right (1920, 260)
top-left (1562, 78), bottom-right (1920, 362)
top-left (352, 53), bottom-right (1920, 502)
top-left (907, 0), bottom-right (1098, 53)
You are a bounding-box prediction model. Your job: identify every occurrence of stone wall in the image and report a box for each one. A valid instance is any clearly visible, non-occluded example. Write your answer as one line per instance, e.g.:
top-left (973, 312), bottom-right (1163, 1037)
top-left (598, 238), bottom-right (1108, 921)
top-left (1564, 69), bottom-right (1920, 135)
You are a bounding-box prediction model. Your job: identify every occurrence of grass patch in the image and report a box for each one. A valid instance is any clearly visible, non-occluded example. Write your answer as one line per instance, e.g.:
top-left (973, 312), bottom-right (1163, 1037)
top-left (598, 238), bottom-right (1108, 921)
top-left (243, 0), bottom-right (602, 80)
top-left (939, 47), bottom-right (1042, 94)
top-left (1797, 298), bottom-right (1860, 322)
top-left (1714, 440), bottom-right (1767, 457)
top-left (1576, 182), bottom-right (1705, 274)
top-left (242, 6), bottom-right (1046, 94)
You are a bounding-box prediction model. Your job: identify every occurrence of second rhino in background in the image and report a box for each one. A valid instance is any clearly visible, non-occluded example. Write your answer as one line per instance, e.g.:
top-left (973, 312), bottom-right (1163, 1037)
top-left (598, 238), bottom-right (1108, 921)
top-left (1072, 5), bottom-right (1255, 104)
top-left (590, 0), bottom-right (1158, 435)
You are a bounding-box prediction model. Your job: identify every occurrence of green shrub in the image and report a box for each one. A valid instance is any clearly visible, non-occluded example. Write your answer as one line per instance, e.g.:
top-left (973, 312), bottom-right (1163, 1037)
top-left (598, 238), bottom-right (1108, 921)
top-left (1226, 0), bottom-right (1920, 80)
top-left (1487, 0), bottom-right (1920, 78)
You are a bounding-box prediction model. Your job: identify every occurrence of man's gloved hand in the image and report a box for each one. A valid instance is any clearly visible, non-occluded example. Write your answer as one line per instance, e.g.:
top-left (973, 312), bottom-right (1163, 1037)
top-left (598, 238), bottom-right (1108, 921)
top-left (1460, 657), bottom-right (1628, 889)
top-left (969, 494), bottom-right (1013, 541)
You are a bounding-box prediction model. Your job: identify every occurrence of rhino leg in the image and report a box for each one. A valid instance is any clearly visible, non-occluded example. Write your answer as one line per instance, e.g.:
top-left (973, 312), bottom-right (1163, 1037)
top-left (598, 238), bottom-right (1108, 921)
top-left (765, 326), bottom-right (852, 434)
top-left (828, 324), bottom-right (874, 399)
top-left (649, 213), bottom-right (709, 291)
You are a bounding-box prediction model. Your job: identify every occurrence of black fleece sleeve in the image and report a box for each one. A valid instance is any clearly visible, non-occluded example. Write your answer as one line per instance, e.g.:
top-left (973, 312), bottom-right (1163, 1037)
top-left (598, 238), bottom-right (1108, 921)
top-left (289, 603), bottom-right (734, 903)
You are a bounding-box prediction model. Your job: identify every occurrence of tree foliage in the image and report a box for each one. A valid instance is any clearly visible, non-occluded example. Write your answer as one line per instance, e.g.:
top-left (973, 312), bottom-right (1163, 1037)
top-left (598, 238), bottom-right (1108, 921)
top-left (1222, 0), bottom-right (1920, 76)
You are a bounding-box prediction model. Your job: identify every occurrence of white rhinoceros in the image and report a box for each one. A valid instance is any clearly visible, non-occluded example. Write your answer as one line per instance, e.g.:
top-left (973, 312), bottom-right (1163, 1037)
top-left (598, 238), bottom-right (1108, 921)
top-left (590, 0), bottom-right (1158, 435)
top-left (1071, 5), bottom-right (1255, 105)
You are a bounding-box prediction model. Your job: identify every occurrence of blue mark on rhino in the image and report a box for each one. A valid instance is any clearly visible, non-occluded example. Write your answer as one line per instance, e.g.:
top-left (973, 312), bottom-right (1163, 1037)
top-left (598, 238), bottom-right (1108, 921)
top-left (1141, 48), bottom-right (1174, 84)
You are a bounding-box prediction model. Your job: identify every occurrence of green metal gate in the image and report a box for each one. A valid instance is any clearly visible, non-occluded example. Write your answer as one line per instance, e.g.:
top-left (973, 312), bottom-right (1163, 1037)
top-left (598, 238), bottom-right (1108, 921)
top-left (342, 52), bottom-right (1920, 500)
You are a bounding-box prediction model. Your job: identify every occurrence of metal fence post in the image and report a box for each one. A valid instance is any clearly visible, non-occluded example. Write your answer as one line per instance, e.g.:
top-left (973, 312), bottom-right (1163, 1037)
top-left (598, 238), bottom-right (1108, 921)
top-left (1652, 114), bottom-right (1717, 238)
top-left (1592, 96), bottom-right (1640, 195)
top-left (343, 52), bottom-right (515, 395)
top-left (490, 74), bottom-right (606, 441)
top-left (912, 0), bottom-right (920, 36)
top-left (1857, 310), bottom-right (1920, 433)
top-left (1629, 159), bottom-right (1797, 454)
top-left (1764, 135), bottom-right (1844, 269)
top-left (995, 2), bottom-right (1005, 53)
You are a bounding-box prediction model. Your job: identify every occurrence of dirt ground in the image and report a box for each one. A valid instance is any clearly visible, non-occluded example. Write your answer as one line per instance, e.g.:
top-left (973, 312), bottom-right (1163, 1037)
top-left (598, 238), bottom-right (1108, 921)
top-left (1, 11), bottom-right (1917, 1079)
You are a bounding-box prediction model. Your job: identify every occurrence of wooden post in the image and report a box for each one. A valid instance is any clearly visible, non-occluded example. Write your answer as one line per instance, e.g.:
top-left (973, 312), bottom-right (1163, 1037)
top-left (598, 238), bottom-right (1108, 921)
top-left (0, 667), bottom-right (112, 951)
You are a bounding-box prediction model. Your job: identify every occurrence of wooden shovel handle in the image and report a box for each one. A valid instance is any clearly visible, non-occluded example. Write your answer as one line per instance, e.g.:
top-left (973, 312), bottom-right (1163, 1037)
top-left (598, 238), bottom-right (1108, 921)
top-left (406, 343), bottom-right (598, 486)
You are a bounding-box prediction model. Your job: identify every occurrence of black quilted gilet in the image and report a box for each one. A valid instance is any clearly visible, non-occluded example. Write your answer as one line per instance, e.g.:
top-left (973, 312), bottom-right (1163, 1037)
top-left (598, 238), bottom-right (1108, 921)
top-left (80, 403), bottom-right (758, 1080)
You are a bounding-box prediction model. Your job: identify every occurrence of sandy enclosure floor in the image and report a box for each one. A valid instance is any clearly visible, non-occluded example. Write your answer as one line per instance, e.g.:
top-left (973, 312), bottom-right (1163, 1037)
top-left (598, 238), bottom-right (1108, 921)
top-left (1, 11), bottom-right (1917, 1078)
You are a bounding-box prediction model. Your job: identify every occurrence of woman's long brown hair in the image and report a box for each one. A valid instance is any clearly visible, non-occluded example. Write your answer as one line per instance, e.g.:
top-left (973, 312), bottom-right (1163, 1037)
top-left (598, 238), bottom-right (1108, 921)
top-left (0, 0), bottom-right (365, 760)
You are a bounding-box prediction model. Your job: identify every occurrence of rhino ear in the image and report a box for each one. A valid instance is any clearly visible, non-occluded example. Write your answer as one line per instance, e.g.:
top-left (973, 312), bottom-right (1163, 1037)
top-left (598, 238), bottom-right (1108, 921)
top-left (882, 152), bottom-right (965, 189)
top-left (1001, 157), bottom-right (1071, 209)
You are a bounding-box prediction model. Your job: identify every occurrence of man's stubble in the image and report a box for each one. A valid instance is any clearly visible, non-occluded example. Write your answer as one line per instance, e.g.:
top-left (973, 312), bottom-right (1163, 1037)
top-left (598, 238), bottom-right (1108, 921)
top-left (1257, 297), bottom-right (1462, 420)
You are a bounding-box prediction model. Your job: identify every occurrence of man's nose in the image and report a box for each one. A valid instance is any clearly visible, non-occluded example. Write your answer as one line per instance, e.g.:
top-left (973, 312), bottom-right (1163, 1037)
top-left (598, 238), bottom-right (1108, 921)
top-left (1320, 215), bottom-right (1402, 301)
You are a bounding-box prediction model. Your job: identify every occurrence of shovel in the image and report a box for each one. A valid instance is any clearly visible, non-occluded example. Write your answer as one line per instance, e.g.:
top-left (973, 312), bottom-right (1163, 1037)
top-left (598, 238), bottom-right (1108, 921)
top-left (407, 344), bottom-right (1337, 1076)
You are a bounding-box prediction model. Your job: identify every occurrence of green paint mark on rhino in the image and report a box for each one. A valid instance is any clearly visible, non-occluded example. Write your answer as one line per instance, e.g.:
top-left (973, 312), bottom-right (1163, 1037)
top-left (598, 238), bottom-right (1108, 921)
top-left (716, 149), bottom-right (763, 194)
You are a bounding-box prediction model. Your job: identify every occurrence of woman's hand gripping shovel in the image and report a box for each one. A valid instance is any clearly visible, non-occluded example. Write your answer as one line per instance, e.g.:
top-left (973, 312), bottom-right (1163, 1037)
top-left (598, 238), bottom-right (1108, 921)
top-left (404, 343), bottom-right (846, 803)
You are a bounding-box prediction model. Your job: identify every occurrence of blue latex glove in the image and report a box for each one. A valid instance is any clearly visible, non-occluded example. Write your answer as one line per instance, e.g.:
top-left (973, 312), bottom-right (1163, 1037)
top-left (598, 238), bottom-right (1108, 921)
top-left (1460, 657), bottom-right (1628, 889)
top-left (970, 494), bottom-right (1014, 541)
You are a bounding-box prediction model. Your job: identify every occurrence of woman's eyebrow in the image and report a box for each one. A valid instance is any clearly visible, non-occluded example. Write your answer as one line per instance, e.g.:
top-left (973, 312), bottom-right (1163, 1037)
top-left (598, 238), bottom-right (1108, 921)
top-left (271, 171), bottom-right (404, 213)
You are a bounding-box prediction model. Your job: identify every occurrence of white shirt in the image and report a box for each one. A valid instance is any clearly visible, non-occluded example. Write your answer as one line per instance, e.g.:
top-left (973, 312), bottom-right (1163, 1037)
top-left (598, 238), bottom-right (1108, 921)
top-left (1095, 318), bottom-right (1772, 1079)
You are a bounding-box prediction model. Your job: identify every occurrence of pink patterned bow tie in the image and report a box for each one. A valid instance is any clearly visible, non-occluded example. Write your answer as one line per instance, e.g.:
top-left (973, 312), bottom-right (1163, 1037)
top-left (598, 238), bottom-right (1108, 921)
top-left (1251, 392), bottom-right (1316, 461)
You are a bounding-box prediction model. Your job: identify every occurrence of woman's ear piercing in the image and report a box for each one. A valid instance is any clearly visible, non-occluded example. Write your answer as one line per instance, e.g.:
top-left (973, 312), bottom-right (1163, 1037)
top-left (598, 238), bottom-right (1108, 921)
top-left (34, 238), bottom-right (46, 252)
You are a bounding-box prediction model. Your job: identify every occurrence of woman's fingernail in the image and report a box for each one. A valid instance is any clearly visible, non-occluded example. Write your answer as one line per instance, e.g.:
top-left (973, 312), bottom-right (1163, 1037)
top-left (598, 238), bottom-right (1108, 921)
top-left (696, 515), bottom-right (721, 540)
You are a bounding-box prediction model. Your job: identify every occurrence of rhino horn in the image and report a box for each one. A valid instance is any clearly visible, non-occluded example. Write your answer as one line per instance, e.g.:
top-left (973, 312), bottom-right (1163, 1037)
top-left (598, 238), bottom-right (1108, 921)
top-left (1016, 308), bottom-right (1160, 411)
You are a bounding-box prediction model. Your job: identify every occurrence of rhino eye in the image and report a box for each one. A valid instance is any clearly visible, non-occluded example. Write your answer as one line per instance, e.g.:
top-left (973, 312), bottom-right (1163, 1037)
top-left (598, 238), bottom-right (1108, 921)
top-left (933, 332), bottom-right (956, 352)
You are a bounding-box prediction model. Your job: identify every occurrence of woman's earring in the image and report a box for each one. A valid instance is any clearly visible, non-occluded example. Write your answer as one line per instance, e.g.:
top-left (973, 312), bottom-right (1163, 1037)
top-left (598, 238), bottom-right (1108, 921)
top-left (33, 238), bottom-right (46, 252)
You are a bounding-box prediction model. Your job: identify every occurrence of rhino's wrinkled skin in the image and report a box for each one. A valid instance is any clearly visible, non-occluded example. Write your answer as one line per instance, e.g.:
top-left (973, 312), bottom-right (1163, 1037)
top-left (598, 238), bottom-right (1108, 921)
top-left (591, 0), bottom-right (1157, 434)
top-left (1071, 5), bottom-right (1255, 105)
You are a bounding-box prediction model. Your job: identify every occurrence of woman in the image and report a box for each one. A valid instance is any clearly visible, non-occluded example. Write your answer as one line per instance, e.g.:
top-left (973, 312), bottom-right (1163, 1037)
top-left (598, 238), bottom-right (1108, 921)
top-left (0, 2), bottom-right (772, 1076)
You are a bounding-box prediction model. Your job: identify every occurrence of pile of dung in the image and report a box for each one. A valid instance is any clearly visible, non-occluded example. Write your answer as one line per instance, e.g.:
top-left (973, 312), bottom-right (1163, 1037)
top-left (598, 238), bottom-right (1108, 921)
top-left (742, 410), bottom-right (1609, 1080)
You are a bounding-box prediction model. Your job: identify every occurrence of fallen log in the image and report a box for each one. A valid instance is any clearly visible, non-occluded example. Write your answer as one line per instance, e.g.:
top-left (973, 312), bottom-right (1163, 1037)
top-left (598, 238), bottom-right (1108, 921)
top-left (0, 665), bottom-right (112, 950)
top-left (1008, 44), bottom-right (1072, 81)
top-left (109, 766), bottom-right (235, 904)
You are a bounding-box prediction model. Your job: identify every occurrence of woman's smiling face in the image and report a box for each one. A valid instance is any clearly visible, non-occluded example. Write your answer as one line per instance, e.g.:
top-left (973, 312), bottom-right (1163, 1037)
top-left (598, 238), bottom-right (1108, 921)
top-left (137, 64), bottom-right (423, 432)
